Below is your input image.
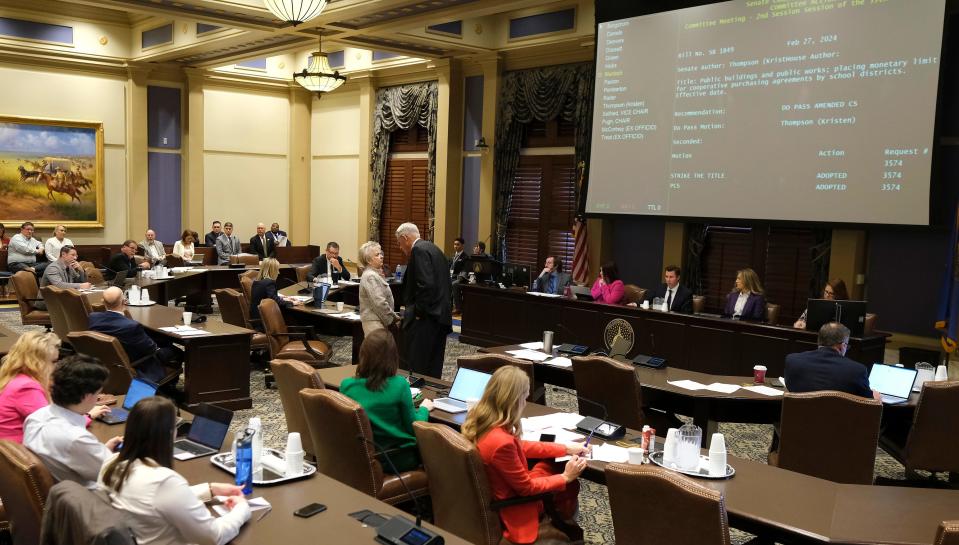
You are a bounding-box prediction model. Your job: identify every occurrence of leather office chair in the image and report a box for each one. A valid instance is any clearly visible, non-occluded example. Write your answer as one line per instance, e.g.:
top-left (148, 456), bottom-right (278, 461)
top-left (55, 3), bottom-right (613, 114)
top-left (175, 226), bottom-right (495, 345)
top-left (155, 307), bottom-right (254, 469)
top-left (67, 331), bottom-right (179, 395)
top-left (770, 391), bottom-right (881, 484)
top-left (164, 254), bottom-right (184, 267)
top-left (572, 355), bottom-right (645, 430)
top-left (299, 389), bottom-right (429, 505)
top-left (765, 303), bottom-right (781, 325)
top-left (879, 381), bottom-right (959, 480)
top-left (270, 359), bottom-right (324, 460)
top-left (78, 262), bottom-right (105, 285)
top-left (230, 254), bottom-right (259, 266)
top-left (0, 440), bottom-right (54, 545)
top-left (39, 286), bottom-right (69, 342)
top-left (60, 288), bottom-right (94, 333)
top-left (692, 295), bottom-right (705, 314)
top-left (39, 481), bottom-right (136, 545)
top-left (11, 271), bottom-right (51, 329)
top-left (935, 521), bottom-right (959, 545)
top-left (239, 274), bottom-right (255, 303)
top-left (295, 265), bottom-right (310, 284)
top-left (606, 463), bottom-right (730, 545)
top-left (412, 421), bottom-right (574, 545)
top-left (213, 288), bottom-right (268, 352)
top-left (864, 313), bottom-right (878, 335)
top-left (258, 299), bottom-right (332, 366)
top-left (623, 284), bottom-right (647, 306)
top-left (457, 354), bottom-right (541, 402)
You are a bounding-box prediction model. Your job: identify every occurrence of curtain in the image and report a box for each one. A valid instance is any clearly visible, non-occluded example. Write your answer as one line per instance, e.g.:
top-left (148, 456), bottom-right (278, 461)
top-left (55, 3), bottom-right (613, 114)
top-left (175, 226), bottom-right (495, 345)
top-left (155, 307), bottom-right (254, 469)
top-left (684, 223), bottom-right (708, 295)
top-left (809, 228), bottom-right (832, 296)
top-left (492, 63), bottom-right (594, 259)
top-left (368, 81), bottom-right (438, 242)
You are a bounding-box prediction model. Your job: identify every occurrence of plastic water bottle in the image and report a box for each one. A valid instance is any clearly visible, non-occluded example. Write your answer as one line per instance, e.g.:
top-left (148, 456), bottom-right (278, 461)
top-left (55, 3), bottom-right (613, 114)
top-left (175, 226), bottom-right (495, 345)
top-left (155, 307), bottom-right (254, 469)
top-left (234, 429), bottom-right (254, 495)
top-left (395, 265), bottom-right (403, 281)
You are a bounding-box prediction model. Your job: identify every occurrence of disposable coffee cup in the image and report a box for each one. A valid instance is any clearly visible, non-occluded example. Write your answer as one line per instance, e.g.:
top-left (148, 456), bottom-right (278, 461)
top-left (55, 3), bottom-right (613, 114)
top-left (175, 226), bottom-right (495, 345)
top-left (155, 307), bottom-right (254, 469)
top-left (936, 365), bottom-right (949, 381)
top-left (753, 365), bottom-right (767, 384)
top-left (285, 433), bottom-right (304, 477)
top-left (182, 311), bottom-right (193, 325)
top-left (285, 432), bottom-right (303, 453)
top-left (641, 300), bottom-right (650, 309)
top-left (627, 447), bottom-right (644, 465)
top-left (336, 301), bottom-right (345, 312)
top-left (140, 288), bottom-right (151, 303)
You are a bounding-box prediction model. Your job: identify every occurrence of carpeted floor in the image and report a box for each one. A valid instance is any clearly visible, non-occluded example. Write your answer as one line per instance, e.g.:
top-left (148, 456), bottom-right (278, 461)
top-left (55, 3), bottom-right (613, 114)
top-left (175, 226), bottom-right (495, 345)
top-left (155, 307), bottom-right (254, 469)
top-left (0, 305), bottom-right (932, 544)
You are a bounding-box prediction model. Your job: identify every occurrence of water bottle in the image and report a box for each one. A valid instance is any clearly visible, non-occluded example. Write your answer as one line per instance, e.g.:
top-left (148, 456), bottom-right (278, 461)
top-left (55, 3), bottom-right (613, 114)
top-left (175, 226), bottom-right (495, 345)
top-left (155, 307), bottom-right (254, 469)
top-left (395, 265), bottom-right (403, 281)
top-left (234, 429), bottom-right (254, 495)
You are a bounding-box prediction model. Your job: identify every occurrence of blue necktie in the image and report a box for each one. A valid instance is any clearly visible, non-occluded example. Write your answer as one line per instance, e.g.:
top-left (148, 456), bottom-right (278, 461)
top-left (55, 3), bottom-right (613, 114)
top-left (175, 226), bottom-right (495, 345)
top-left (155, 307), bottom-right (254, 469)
top-left (548, 275), bottom-right (555, 294)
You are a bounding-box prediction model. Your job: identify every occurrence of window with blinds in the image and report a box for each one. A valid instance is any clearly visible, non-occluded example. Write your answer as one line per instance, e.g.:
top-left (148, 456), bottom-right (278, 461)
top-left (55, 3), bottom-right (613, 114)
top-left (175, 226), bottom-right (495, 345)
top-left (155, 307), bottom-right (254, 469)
top-left (378, 126), bottom-right (429, 268)
top-left (504, 153), bottom-right (576, 270)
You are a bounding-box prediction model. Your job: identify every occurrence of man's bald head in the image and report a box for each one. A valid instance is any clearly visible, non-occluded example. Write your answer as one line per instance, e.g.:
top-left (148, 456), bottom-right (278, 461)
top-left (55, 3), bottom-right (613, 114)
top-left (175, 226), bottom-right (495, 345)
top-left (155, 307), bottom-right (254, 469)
top-left (102, 286), bottom-right (125, 310)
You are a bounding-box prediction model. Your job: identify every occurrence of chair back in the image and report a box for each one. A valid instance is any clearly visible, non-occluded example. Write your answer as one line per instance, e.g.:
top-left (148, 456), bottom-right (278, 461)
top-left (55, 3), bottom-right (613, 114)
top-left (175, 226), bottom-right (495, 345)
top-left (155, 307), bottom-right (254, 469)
top-left (623, 284), bottom-right (647, 306)
top-left (777, 391), bottom-right (881, 484)
top-left (413, 422), bottom-right (502, 545)
top-left (40, 286), bottom-right (69, 341)
top-left (935, 521), bottom-right (959, 545)
top-left (456, 354), bottom-right (536, 401)
top-left (0, 440), bottom-right (54, 545)
top-left (164, 255), bottom-right (184, 267)
top-left (298, 389), bottom-right (384, 496)
top-left (903, 381), bottom-right (959, 474)
top-left (60, 288), bottom-right (93, 333)
top-left (295, 265), bottom-right (310, 284)
top-left (258, 299), bottom-right (289, 357)
top-left (230, 254), bottom-right (259, 266)
top-left (40, 481), bottom-right (136, 545)
top-left (606, 464), bottom-right (730, 545)
top-left (11, 271), bottom-right (41, 315)
top-left (67, 331), bottom-right (136, 395)
top-left (572, 355), bottom-right (645, 429)
top-left (864, 313), bottom-right (878, 335)
top-left (765, 303), bottom-right (781, 325)
top-left (270, 359), bottom-right (325, 459)
top-left (239, 275), bottom-right (254, 303)
top-left (78, 262), bottom-right (105, 285)
top-left (213, 288), bottom-right (250, 328)
top-left (692, 295), bottom-right (705, 314)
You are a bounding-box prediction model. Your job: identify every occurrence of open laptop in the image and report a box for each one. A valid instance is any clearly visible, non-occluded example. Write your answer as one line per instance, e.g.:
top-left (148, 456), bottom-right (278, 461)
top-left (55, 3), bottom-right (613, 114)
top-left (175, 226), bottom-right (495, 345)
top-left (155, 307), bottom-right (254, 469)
top-left (173, 403), bottom-right (233, 460)
top-left (98, 378), bottom-right (158, 425)
top-left (110, 270), bottom-right (128, 288)
top-left (431, 368), bottom-right (493, 413)
top-left (869, 364), bottom-right (917, 405)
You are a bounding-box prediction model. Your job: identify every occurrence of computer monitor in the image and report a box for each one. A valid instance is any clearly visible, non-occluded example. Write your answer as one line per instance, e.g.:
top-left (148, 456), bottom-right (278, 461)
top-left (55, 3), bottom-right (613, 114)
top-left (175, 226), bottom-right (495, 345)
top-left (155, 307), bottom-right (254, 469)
top-left (805, 299), bottom-right (867, 338)
top-left (501, 262), bottom-right (532, 288)
top-left (462, 255), bottom-right (502, 284)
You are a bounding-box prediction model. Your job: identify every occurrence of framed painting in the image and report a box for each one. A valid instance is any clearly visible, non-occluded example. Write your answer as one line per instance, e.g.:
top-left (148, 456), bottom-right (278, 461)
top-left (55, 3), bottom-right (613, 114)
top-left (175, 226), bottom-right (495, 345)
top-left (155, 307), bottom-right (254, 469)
top-left (0, 115), bottom-right (105, 228)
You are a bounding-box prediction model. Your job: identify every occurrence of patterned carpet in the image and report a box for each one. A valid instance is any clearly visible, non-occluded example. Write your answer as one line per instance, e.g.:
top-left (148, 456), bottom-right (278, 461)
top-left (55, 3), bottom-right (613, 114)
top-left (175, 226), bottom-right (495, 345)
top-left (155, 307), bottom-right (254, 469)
top-left (0, 305), bottom-right (930, 544)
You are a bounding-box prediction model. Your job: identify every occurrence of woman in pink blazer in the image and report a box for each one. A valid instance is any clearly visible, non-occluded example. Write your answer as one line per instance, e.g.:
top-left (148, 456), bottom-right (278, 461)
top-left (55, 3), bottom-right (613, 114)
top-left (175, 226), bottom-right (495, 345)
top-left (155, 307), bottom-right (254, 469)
top-left (590, 261), bottom-right (626, 305)
top-left (0, 331), bottom-right (60, 442)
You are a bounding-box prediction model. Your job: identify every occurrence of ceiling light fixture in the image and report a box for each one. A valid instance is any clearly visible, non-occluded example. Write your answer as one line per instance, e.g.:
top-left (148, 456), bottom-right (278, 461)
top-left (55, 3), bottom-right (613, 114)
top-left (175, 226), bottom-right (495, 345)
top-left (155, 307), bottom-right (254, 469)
top-left (264, 0), bottom-right (328, 26)
top-left (293, 35), bottom-right (346, 96)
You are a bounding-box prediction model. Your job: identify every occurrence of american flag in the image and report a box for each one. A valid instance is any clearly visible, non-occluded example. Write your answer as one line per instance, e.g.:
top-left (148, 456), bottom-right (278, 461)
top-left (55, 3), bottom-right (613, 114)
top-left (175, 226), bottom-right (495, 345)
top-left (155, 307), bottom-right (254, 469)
top-left (571, 160), bottom-right (590, 283)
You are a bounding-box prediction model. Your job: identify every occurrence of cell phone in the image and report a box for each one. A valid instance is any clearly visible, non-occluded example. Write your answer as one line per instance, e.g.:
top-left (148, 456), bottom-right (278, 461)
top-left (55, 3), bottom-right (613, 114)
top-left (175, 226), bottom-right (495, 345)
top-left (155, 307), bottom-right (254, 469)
top-left (540, 433), bottom-right (556, 442)
top-left (294, 503), bottom-right (327, 518)
top-left (408, 376), bottom-right (426, 388)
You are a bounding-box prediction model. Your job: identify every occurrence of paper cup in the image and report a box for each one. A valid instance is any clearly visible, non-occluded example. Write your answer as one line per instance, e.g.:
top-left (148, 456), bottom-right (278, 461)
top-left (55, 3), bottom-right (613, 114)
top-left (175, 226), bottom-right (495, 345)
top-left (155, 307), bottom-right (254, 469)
top-left (336, 301), bottom-right (345, 312)
top-left (182, 312), bottom-right (192, 325)
top-left (286, 432), bottom-right (303, 453)
top-left (140, 289), bottom-right (151, 303)
top-left (627, 447), bottom-right (644, 465)
top-left (936, 365), bottom-right (949, 381)
top-left (753, 365), bottom-right (767, 384)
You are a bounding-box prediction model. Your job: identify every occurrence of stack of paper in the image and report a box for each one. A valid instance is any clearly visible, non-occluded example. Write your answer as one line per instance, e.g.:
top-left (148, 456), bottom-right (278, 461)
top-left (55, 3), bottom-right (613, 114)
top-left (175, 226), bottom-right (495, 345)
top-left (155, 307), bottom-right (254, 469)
top-left (527, 292), bottom-right (562, 298)
top-left (542, 357), bottom-right (572, 368)
top-left (667, 379), bottom-right (707, 391)
top-left (506, 349), bottom-right (550, 362)
top-left (519, 341), bottom-right (544, 350)
top-left (743, 385), bottom-right (784, 396)
top-left (160, 325), bottom-right (210, 336)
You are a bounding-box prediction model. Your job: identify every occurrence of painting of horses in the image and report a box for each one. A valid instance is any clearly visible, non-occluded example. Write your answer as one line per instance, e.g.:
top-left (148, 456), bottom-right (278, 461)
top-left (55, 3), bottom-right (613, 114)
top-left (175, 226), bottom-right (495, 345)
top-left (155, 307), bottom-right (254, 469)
top-left (0, 116), bottom-right (104, 228)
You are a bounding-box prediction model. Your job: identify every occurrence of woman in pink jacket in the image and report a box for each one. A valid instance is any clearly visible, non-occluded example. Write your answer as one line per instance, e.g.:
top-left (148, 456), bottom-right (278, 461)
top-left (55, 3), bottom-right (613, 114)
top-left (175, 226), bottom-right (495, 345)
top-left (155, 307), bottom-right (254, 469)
top-left (0, 331), bottom-right (60, 442)
top-left (590, 261), bottom-right (625, 305)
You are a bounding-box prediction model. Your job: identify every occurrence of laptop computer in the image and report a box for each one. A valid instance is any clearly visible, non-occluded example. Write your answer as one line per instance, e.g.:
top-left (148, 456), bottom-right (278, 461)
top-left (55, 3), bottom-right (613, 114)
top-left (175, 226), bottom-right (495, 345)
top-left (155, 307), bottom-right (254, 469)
top-left (173, 403), bottom-right (233, 460)
top-left (431, 368), bottom-right (493, 413)
top-left (98, 378), bottom-right (158, 425)
top-left (869, 363), bottom-right (917, 405)
top-left (111, 270), bottom-right (128, 288)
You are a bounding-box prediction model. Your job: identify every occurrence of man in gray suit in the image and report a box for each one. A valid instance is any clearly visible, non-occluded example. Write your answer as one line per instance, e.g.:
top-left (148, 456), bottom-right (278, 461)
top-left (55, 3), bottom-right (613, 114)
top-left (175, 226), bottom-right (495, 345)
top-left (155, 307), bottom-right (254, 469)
top-left (531, 255), bottom-right (571, 295)
top-left (41, 245), bottom-right (91, 289)
top-left (215, 221), bottom-right (241, 265)
top-left (138, 229), bottom-right (166, 266)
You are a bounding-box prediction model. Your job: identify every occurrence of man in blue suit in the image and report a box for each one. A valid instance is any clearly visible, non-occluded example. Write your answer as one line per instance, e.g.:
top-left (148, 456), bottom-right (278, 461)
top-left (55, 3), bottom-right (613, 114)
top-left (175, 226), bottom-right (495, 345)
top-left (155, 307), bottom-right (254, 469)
top-left (87, 287), bottom-right (183, 385)
top-left (784, 322), bottom-right (880, 400)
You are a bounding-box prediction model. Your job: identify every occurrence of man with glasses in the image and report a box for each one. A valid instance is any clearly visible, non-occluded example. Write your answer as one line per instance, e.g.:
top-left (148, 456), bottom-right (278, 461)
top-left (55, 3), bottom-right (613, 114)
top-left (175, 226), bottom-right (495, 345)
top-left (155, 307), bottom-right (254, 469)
top-left (108, 240), bottom-right (150, 280)
top-left (784, 322), bottom-right (880, 400)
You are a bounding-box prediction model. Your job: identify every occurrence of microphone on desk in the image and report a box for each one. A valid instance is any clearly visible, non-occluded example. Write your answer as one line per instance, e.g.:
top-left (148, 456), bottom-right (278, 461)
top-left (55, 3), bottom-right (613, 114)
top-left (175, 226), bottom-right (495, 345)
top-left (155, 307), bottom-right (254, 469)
top-left (355, 434), bottom-right (425, 527)
top-left (551, 388), bottom-right (624, 440)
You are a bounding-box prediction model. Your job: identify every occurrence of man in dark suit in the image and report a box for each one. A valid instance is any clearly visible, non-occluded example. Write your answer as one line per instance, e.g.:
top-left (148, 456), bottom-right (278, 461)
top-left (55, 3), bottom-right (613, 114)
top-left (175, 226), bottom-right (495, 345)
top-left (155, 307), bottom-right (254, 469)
top-left (87, 287), bottom-right (183, 385)
top-left (643, 265), bottom-right (693, 313)
top-left (307, 242), bottom-right (351, 283)
top-left (267, 222), bottom-right (291, 247)
top-left (107, 240), bottom-right (149, 280)
top-left (784, 322), bottom-right (880, 400)
top-left (448, 237), bottom-right (466, 278)
top-left (396, 222), bottom-right (452, 378)
top-left (249, 223), bottom-right (275, 260)
top-left (203, 220), bottom-right (222, 247)
top-left (531, 255), bottom-right (572, 295)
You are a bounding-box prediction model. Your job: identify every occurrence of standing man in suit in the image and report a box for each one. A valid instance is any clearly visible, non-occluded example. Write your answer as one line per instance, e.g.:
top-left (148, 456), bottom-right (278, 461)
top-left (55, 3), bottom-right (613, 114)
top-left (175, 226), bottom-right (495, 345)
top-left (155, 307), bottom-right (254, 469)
top-left (643, 265), bottom-right (693, 313)
top-left (215, 222), bottom-right (241, 265)
top-left (88, 287), bottom-right (183, 385)
top-left (267, 223), bottom-right (291, 247)
top-left (307, 242), bottom-right (351, 283)
top-left (41, 245), bottom-right (91, 289)
top-left (249, 223), bottom-right (275, 260)
top-left (395, 222), bottom-right (452, 378)
top-left (204, 220), bottom-right (222, 247)
top-left (531, 256), bottom-right (571, 295)
top-left (449, 237), bottom-right (466, 278)
top-left (138, 229), bottom-right (166, 266)
top-left (108, 240), bottom-right (149, 280)
top-left (784, 322), bottom-right (880, 400)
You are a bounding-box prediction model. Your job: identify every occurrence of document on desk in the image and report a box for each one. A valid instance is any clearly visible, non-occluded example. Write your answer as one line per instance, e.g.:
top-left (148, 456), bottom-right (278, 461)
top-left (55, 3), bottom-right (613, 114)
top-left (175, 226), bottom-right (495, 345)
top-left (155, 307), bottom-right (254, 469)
top-left (705, 383), bottom-right (740, 394)
top-left (212, 496), bottom-right (270, 517)
top-left (527, 292), bottom-right (562, 298)
top-left (542, 357), bottom-right (572, 368)
top-left (329, 312), bottom-right (362, 321)
top-left (522, 413), bottom-right (585, 432)
top-left (159, 326), bottom-right (211, 336)
top-left (519, 341), bottom-right (544, 350)
top-left (667, 380), bottom-right (707, 391)
top-left (742, 385), bottom-right (784, 397)
top-left (521, 427), bottom-right (585, 443)
top-left (506, 349), bottom-right (551, 362)
top-left (557, 443), bottom-right (630, 463)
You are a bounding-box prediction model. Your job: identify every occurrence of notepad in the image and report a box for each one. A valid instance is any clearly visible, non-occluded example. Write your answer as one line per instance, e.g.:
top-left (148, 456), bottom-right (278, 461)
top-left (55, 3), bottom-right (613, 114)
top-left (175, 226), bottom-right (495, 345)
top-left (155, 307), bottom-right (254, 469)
top-left (667, 379), bottom-right (707, 391)
top-left (506, 349), bottom-right (551, 362)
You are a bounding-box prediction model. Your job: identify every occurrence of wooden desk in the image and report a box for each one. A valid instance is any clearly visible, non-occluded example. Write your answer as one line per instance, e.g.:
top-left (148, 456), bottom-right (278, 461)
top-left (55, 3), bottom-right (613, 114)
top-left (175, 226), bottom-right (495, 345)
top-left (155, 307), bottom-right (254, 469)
top-left (460, 285), bottom-right (888, 377)
top-left (317, 366), bottom-right (958, 545)
top-left (0, 324), bottom-right (20, 356)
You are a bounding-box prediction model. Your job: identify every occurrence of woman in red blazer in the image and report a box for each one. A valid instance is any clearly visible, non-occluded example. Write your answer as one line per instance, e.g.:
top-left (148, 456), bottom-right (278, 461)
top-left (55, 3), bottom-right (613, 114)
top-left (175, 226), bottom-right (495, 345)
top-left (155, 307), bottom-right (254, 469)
top-left (462, 366), bottom-right (589, 544)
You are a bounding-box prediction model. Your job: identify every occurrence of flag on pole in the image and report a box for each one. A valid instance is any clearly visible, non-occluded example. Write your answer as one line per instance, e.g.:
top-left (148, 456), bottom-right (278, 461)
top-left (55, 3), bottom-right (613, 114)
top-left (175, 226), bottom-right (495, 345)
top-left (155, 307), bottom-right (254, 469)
top-left (571, 160), bottom-right (590, 284)
top-left (936, 201), bottom-right (959, 353)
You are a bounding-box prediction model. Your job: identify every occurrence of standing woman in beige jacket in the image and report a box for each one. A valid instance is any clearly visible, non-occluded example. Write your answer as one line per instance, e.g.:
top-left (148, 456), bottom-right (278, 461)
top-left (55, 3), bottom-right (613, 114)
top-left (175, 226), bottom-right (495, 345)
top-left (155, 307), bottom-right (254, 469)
top-left (358, 241), bottom-right (400, 335)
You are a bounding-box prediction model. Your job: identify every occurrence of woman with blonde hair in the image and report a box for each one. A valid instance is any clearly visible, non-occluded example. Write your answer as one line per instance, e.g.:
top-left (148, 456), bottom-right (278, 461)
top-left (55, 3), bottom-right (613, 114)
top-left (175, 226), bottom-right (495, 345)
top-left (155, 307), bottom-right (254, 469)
top-left (249, 257), bottom-right (299, 320)
top-left (722, 267), bottom-right (767, 321)
top-left (0, 331), bottom-right (60, 442)
top-left (462, 366), bottom-right (589, 544)
top-left (357, 241), bottom-right (399, 335)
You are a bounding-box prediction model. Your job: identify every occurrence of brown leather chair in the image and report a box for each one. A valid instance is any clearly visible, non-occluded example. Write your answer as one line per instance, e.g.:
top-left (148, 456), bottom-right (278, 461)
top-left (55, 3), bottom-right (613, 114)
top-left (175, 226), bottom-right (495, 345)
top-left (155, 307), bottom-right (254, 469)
top-left (412, 421), bottom-right (573, 545)
top-left (295, 265), bottom-right (310, 284)
top-left (230, 254), bottom-right (259, 266)
top-left (259, 299), bottom-right (332, 366)
top-left (299, 389), bottom-right (428, 505)
top-left (692, 295), bottom-right (705, 314)
top-left (0, 440), bottom-right (54, 545)
top-left (765, 303), bottom-right (781, 325)
top-left (606, 463), bottom-right (730, 545)
top-left (879, 381), bottom-right (959, 479)
top-left (213, 288), bottom-right (268, 351)
top-left (164, 254), bottom-right (184, 267)
top-left (270, 359), bottom-right (324, 460)
top-left (78, 261), bottom-right (104, 285)
top-left (39, 286), bottom-right (69, 342)
top-left (769, 391), bottom-right (881, 484)
top-left (60, 288), bottom-right (94, 333)
top-left (457, 354), bottom-right (540, 402)
top-left (864, 313), bottom-right (878, 335)
top-left (67, 331), bottom-right (178, 395)
top-left (572, 355), bottom-right (645, 430)
top-left (623, 284), bottom-right (647, 306)
top-left (936, 521), bottom-right (959, 545)
top-left (11, 271), bottom-right (50, 328)
top-left (239, 274), bottom-right (255, 303)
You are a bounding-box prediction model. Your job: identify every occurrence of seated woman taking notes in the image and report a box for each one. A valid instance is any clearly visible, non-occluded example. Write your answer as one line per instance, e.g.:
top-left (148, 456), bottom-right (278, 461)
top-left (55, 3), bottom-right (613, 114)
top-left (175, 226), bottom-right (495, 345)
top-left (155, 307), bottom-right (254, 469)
top-left (171, 230), bottom-right (195, 261)
top-left (794, 278), bottom-right (848, 329)
top-left (590, 261), bottom-right (625, 305)
top-left (722, 268), bottom-right (766, 321)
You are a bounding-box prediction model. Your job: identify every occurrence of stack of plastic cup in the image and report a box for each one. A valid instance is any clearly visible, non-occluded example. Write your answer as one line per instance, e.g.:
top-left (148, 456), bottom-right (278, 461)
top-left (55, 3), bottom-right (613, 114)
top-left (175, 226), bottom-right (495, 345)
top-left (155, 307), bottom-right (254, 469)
top-left (285, 432), bottom-right (304, 477)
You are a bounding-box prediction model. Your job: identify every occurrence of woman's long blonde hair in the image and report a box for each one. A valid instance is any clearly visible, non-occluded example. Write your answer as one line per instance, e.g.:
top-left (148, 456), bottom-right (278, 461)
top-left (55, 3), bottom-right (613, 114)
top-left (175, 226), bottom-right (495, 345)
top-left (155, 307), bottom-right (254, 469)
top-left (462, 366), bottom-right (528, 442)
top-left (735, 268), bottom-right (764, 295)
top-left (257, 257), bottom-right (280, 281)
top-left (0, 331), bottom-right (60, 393)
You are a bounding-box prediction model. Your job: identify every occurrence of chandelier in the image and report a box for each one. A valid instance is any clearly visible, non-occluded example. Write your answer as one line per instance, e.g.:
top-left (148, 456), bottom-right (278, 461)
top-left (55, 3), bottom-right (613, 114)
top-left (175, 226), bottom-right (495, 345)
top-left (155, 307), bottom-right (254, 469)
top-left (293, 36), bottom-right (346, 95)
top-left (264, 0), bottom-right (328, 26)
